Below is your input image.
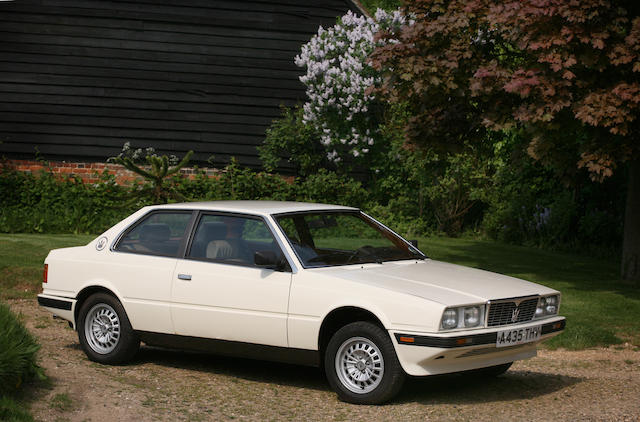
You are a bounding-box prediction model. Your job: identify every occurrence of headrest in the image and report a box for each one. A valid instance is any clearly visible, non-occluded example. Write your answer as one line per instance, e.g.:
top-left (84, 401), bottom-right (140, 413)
top-left (139, 223), bottom-right (170, 243)
top-left (199, 221), bottom-right (227, 240)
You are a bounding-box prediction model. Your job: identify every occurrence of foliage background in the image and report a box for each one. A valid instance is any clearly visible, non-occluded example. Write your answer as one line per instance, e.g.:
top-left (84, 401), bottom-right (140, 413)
top-left (0, 0), bottom-right (628, 260)
top-left (0, 149), bottom-right (625, 258)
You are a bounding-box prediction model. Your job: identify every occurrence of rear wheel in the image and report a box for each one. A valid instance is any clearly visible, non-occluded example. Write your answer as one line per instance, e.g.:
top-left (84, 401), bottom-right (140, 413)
top-left (77, 293), bottom-right (139, 364)
top-left (324, 321), bottom-right (405, 404)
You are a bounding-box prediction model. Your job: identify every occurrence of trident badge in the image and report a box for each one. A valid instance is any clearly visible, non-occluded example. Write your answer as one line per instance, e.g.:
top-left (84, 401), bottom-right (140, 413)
top-left (511, 308), bottom-right (520, 323)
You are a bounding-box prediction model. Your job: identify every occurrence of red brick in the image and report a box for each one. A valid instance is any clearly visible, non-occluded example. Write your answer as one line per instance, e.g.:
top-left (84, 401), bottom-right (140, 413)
top-left (3, 158), bottom-right (279, 187)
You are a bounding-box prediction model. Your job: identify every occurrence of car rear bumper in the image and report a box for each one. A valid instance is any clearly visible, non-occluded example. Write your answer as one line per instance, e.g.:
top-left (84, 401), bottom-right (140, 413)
top-left (390, 316), bottom-right (566, 376)
top-left (37, 293), bottom-right (77, 328)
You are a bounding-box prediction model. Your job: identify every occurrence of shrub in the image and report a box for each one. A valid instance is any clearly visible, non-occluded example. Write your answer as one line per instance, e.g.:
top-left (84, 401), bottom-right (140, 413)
top-left (294, 9), bottom-right (407, 164)
top-left (294, 169), bottom-right (371, 208)
top-left (0, 167), bottom-right (133, 234)
top-left (171, 159), bottom-right (296, 202)
top-left (0, 302), bottom-right (44, 394)
top-left (480, 133), bottom-right (625, 256)
top-left (259, 106), bottom-right (327, 176)
top-left (0, 161), bottom-right (375, 234)
top-left (578, 209), bottom-right (621, 250)
top-left (0, 396), bottom-right (33, 422)
top-left (208, 159), bottom-right (295, 201)
top-left (108, 143), bottom-right (193, 203)
top-left (366, 200), bottom-right (433, 239)
top-left (0, 148), bottom-right (625, 258)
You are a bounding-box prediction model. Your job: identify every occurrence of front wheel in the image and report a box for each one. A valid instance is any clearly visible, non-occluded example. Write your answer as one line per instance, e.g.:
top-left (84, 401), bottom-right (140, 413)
top-left (77, 293), bottom-right (139, 364)
top-left (324, 321), bottom-right (405, 404)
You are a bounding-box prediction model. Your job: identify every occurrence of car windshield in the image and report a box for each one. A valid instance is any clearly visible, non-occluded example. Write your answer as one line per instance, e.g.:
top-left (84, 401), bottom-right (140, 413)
top-left (274, 211), bottom-right (425, 268)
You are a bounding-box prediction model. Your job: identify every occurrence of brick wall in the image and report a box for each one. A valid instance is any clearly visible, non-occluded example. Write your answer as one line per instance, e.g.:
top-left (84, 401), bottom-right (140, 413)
top-left (3, 159), bottom-right (219, 185)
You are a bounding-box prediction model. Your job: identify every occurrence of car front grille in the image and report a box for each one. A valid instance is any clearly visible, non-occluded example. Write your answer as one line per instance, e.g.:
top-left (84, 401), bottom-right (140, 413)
top-left (487, 297), bottom-right (538, 327)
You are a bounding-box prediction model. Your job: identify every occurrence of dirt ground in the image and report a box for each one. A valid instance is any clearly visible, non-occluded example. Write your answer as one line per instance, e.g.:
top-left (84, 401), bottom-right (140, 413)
top-left (9, 298), bottom-right (640, 422)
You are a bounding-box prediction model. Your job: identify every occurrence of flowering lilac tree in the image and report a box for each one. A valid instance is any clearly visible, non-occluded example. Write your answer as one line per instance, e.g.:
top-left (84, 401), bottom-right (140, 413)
top-left (294, 9), bottom-right (407, 163)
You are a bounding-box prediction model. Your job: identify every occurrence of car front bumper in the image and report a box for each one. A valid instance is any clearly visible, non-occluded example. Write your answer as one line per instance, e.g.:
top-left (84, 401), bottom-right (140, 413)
top-left (390, 316), bottom-right (566, 376)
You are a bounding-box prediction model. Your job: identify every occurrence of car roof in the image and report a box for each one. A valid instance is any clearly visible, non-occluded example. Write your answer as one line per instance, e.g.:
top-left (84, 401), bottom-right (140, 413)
top-left (146, 201), bottom-right (358, 216)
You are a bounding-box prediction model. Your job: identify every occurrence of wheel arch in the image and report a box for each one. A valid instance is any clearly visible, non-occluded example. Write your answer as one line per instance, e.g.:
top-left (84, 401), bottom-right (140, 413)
top-left (317, 306), bottom-right (387, 361)
top-left (74, 285), bottom-right (121, 329)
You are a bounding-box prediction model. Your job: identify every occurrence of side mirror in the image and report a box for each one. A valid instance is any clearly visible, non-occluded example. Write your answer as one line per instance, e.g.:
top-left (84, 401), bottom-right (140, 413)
top-left (409, 239), bottom-right (419, 248)
top-left (254, 250), bottom-right (286, 271)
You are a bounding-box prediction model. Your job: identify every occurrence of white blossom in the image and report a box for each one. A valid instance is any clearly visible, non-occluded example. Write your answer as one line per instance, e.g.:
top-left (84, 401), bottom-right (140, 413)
top-left (294, 9), bottom-right (407, 162)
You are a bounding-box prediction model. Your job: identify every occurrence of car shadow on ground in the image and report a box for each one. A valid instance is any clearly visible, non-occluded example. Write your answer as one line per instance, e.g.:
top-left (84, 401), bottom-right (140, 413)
top-left (397, 369), bottom-right (582, 404)
top-left (126, 345), bottom-right (581, 402)
top-left (134, 345), bottom-right (330, 391)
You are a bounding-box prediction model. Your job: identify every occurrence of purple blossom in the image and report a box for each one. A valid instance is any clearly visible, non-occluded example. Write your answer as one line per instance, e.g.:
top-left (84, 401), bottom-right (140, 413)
top-left (294, 9), bottom-right (408, 162)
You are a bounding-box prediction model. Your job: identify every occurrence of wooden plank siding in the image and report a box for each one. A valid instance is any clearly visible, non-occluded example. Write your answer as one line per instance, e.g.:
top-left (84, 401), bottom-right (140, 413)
top-left (0, 0), bottom-right (363, 169)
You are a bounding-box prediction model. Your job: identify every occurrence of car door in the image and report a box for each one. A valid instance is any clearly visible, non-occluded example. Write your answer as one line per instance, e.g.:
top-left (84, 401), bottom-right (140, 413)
top-left (110, 210), bottom-right (194, 334)
top-left (171, 213), bottom-right (292, 347)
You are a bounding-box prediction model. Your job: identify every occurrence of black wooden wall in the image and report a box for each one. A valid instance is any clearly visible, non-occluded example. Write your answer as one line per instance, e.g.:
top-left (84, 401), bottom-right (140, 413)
top-left (0, 0), bottom-right (363, 169)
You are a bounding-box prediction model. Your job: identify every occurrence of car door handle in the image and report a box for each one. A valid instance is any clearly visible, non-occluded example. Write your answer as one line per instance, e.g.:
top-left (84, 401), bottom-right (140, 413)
top-left (177, 274), bottom-right (192, 281)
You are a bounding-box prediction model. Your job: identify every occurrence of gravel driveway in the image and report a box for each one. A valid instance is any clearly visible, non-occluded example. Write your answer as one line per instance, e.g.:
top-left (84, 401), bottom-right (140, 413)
top-left (10, 299), bottom-right (640, 422)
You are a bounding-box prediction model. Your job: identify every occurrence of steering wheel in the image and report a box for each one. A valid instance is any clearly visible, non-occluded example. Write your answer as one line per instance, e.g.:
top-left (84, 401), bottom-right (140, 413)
top-left (346, 245), bottom-right (375, 264)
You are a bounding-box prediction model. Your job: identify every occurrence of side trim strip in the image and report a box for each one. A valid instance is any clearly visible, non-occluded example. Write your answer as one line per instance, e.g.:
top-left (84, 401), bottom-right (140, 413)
top-left (395, 318), bottom-right (566, 348)
top-left (37, 296), bottom-right (72, 311)
top-left (395, 332), bottom-right (498, 348)
top-left (136, 331), bottom-right (320, 367)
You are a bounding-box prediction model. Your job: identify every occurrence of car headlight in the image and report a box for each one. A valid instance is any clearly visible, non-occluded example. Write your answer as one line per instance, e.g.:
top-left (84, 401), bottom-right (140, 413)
top-left (535, 295), bottom-right (560, 318)
top-left (440, 305), bottom-right (485, 330)
top-left (464, 307), bottom-right (480, 326)
top-left (441, 309), bottom-right (458, 329)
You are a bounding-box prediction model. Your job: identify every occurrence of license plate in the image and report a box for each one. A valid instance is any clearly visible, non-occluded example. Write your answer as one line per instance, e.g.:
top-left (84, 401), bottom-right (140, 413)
top-left (496, 325), bottom-right (541, 348)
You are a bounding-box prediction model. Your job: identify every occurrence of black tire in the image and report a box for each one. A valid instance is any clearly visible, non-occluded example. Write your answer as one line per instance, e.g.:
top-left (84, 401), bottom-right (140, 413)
top-left (466, 362), bottom-right (513, 378)
top-left (77, 293), bottom-right (140, 364)
top-left (324, 321), bottom-right (405, 404)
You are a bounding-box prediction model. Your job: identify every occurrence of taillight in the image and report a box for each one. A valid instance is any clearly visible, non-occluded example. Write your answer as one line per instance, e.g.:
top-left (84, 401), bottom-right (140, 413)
top-left (43, 264), bottom-right (48, 283)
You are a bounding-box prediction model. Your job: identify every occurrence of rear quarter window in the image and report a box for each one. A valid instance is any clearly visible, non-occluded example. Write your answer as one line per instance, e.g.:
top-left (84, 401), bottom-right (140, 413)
top-left (115, 211), bottom-right (192, 257)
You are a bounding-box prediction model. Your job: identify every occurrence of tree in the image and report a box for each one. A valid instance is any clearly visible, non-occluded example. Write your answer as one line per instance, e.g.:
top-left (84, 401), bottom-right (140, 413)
top-left (109, 143), bottom-right (193, 203)
top-left (370, 0), bottom-right (640, 284)
top-left (293, 9), bottom-right (407, 165)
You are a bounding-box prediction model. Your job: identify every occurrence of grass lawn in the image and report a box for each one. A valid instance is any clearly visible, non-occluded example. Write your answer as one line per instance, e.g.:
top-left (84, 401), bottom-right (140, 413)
top-left (0, 234), bottom-right (95, 299)
top-left (0, 233), bottom-right (638, 350)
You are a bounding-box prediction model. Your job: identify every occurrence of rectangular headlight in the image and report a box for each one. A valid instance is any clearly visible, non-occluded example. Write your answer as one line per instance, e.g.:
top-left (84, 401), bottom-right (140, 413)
top-left (534, 295), bottom-right (560, 318)
top-left (440, 305), bottom-right (486, 330)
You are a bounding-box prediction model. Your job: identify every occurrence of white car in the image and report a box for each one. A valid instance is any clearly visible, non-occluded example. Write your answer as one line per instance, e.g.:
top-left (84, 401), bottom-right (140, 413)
top-left (38, 201), bottom-right (565, 404)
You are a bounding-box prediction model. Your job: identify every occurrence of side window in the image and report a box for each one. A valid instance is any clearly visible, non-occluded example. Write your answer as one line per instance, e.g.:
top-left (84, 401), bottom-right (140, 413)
top-left (242, 219), bottom-right (273, 245)
top-left (277, 217), bottom-right (301, 244)
top-left (188, 214), bottom-right (281, 267)
top-left (115, 212), bottom-right (192, 257)
top-left (276, 215), bottom-right (317, 262)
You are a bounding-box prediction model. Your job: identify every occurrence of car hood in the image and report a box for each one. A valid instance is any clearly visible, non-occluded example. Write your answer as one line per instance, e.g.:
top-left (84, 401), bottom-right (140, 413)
top-left (315, 259), bottom-right (556, 306)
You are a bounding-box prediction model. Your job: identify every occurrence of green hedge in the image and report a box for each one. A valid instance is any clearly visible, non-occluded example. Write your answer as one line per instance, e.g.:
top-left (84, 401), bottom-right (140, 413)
top-left (0, 157), bottom-right (624, 258)
top-left (0, 302), bottom-right (43, 394)
top-left (0, 164), bottom-right (382, 236)
top-left (0, 167), bottom-right (132, 234)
